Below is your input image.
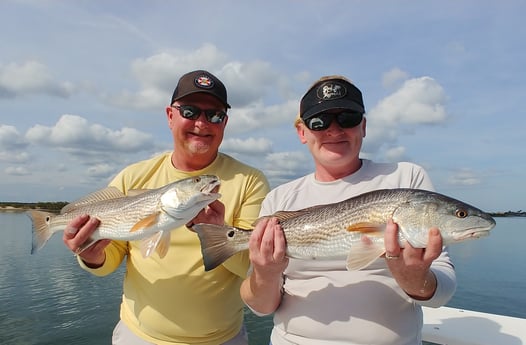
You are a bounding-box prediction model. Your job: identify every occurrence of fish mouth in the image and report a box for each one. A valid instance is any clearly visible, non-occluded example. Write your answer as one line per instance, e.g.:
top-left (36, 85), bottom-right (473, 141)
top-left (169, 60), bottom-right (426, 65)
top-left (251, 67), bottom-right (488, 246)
top-left (201, 179), bottom-right (221, 194)
top-left (456, 229), bottom-right (491, 241)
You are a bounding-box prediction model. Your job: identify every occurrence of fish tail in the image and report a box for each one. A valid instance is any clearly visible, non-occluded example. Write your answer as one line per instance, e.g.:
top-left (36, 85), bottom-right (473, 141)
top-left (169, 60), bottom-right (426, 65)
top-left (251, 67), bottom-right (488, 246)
top-left (27, 210), bottom-right (55, 254)
top-left (192, 224), bottom-right (241, 271)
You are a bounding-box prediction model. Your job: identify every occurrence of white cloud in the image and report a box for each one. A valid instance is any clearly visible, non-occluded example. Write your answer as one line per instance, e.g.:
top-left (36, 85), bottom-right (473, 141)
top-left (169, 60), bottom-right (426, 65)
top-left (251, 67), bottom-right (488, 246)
top-left (0, 61), bottom-right (74, 99)
top-left (263, 151), bottom-right (313, 188)
top-left (221, 137), bottom-right (273, 155)
top-left (447, 168), bottom-right (482, 186)
top-left (0, 151), bottom-right (30, 163)
top-left (87, 163), bottom-right (117, 178)
top-left (372, 77), bottom-right (447, 125)
top-left (363, 77), bottom-right (449, 156)
top-left (0, 124), bottom-right (27, 150)
top-left (107, 44), bottom-right (230, 110)
top-left (25, 114), bottom-right (154, 153)
top-left (5, 166), bottom-right (30, 176)
top-left (382, 68), bottom-right (409, 89)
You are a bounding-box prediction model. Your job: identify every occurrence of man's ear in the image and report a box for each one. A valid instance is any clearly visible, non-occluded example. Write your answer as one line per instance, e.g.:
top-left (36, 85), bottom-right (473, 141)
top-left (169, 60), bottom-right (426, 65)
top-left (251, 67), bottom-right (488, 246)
top-left (296, 123), bottom-right (307, 144)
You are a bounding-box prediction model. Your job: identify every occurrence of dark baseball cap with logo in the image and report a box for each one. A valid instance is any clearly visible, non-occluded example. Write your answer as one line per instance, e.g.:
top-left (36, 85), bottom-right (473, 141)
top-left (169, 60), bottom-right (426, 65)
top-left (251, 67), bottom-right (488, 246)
top-left (300, 76), bottom-right (365, 120)
top-left (171, 70), bottom-right (231, 109)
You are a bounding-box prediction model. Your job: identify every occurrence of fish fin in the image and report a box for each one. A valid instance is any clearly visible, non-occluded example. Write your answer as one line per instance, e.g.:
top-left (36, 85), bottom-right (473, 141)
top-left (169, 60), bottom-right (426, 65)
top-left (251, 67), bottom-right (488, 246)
top-left (61, 187), bottom-right (126, 213)
top-left (130, 213), bottom-right (160, 232)
top-left (346, 236), bottom-right (385, 270)
top-left (347, 223), bottom-right (384, 235)
top-left (271, 206), bottom-right (325, 223)
top-left (126, 189), bottom-right (149, 197)
top-left (252, 206), bottom-right (327, 225)
top-left (139, 231), bottom-right (170, 258)
top-left (155, 231), bottom-right (171, 258)
top-left (271, 210), bottom-right (306, 222)
top-left (192, 224), bottom-right (244, 271)
top-left (27, 210), bottom-right (55, 254)
top-left (75, 238), bottom-right (98, 254)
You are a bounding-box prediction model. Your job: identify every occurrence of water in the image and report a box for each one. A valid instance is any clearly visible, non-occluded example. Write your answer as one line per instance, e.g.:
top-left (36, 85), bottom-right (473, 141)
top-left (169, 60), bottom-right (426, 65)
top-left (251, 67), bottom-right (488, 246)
top-left (0, 212), bottom-right (524, 345)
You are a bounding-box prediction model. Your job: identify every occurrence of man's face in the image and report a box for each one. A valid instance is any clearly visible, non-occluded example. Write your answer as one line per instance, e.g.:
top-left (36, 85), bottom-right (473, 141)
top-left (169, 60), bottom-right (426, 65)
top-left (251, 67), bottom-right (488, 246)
top-left (166, 93), bottom-right (228, 157)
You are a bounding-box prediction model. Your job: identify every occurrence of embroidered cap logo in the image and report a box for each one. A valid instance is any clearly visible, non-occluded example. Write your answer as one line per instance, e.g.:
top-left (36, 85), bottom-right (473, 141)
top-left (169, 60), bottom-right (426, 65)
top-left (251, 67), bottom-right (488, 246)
top-left (316, 82), bottom-right (348, 101)
top-left (194, 75), bottom-right (214, 89)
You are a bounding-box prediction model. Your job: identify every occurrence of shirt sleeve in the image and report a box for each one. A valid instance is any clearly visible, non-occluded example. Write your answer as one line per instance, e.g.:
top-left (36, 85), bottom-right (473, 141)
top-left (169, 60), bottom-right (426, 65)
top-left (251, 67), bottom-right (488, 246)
top-left (416, 248), bottom-right (457, 307)
top-left (222, 170), bottom-right (270, 278)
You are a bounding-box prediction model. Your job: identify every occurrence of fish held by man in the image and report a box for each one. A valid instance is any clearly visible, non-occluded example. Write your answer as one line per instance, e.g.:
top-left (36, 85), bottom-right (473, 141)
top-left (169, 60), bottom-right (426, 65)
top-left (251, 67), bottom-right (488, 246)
top-left (29, 175), bottom-right (221, 258)
top-left (192, 188), bottom-right (496, 271)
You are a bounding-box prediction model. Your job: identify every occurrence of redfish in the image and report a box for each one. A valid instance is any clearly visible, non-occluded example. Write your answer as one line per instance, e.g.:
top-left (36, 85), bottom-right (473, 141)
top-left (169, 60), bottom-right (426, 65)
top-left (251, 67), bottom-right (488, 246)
top-left (193, 188), bottom-right (495, 271)
top-left (29, 175), bottom-right (220, 258)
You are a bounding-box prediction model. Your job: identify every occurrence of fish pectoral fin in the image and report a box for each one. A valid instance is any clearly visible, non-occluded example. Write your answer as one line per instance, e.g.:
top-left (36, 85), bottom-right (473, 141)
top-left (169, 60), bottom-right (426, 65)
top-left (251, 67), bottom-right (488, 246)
top-left (155, 231), bottom-right (171, 258)
top-left (347, 223), bottom-right (384, 236)
top-left (346, 237), bottom-right (385, 270)
top-left (130, 213), bottom-right (160, 232)
top-left (139, 231), bottom-right (170, 258)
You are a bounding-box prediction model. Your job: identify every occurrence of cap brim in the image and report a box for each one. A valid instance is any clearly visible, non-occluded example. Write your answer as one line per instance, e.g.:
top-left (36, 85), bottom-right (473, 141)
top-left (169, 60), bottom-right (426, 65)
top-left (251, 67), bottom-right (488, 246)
top-left (302, 100), bottom-right (364, 120)
top-left (173, 90), bottom-right (231, 109)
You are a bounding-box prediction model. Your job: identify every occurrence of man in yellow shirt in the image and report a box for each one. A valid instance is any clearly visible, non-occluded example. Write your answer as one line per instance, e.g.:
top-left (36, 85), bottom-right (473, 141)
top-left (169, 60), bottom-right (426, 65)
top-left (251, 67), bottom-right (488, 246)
top-left (62, 70), bottom-right (269, 345)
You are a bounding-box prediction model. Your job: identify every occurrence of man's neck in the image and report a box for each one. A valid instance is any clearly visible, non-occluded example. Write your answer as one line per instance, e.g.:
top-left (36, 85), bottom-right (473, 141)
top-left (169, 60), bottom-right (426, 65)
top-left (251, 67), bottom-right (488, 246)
top-left (171, 151), bottom-right (218, 171)
top-left (314, 159), bottom-right (362, 182)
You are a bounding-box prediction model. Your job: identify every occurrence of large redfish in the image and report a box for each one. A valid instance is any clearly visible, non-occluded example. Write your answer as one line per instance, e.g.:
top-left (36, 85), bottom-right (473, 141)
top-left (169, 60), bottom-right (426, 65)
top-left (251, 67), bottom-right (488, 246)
top-left (192, 188), bottom-right (495, 271)
top-left (29, 175), bottom-right (220, 258)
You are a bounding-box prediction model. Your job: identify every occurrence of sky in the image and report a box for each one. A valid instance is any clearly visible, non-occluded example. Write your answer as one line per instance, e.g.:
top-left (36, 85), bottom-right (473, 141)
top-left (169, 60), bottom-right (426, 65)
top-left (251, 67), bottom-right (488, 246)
top-left (0, 0), bottom-right (524, 212)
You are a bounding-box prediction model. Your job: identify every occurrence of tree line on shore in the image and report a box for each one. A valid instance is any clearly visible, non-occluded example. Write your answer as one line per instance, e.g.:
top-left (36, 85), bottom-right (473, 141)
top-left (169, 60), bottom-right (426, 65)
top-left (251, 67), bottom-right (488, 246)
top-left (0, 201), bottom-right (68, 213)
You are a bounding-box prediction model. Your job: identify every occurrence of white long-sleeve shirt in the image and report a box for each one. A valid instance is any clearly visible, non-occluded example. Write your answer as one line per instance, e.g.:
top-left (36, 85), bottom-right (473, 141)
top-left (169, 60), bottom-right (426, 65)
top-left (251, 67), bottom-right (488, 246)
top-left (260, 159), bottom-right (456, 345)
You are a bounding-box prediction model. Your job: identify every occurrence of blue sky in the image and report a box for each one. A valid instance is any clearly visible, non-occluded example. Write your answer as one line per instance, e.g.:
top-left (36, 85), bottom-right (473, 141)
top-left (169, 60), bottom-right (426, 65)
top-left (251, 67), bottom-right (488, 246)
top-left (0, 0), bottom-right (524, 212)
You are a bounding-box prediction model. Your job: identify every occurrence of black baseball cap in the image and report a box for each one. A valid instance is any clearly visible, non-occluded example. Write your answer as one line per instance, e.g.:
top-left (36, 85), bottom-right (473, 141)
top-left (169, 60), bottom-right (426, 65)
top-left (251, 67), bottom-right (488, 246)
top-left (300, 76), bottom-right (365, 120)
top-left (171, 70), bottom-right (230, 109)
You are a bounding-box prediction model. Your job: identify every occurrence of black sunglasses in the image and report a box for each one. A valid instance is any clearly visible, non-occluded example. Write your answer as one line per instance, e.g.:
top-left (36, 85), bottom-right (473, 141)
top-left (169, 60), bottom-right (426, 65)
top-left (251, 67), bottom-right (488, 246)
top-left (172, 105), bottom-right (227, 124)
top-left (304, 111), bottom-right (363, 131)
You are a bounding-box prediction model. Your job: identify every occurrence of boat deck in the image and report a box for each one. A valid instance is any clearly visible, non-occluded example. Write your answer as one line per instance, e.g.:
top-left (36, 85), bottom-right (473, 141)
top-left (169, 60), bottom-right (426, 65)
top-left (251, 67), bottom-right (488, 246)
top-left (422, 306), bottom-right (526, 345)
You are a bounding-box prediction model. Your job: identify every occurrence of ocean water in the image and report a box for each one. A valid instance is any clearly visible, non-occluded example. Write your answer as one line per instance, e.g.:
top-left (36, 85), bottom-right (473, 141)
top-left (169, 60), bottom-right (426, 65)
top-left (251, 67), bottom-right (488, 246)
top-left (0, 212), bottom-right (524, 345)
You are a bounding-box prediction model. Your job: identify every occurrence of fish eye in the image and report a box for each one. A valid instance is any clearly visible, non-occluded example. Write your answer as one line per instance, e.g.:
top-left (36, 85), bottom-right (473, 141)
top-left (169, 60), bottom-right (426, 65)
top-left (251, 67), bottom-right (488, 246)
top-left (227, 230), bottom-right (235, 238)
top-left (455, 209), bottom-right (468, 218)
top-left (193, 177), bottom-right (201, 183)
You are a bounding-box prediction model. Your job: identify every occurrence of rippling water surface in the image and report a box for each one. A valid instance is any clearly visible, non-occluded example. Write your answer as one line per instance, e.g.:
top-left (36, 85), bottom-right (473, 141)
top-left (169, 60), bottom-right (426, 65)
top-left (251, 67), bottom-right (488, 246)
top-left (0, 212), bottom-right (524, 344)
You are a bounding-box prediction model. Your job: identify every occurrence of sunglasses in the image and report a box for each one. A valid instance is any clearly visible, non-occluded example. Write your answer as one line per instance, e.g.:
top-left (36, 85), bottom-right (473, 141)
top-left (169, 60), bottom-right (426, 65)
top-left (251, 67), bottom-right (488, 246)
top-left (304, 111), bottom-right (363, 131)
top-left (172, 105), bottom-right (227, 124)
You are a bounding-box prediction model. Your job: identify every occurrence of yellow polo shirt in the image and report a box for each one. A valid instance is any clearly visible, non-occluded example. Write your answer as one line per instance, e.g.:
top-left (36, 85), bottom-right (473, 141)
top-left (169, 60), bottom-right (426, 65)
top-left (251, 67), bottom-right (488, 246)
top-left (79, 152), bottom-right (269, 344)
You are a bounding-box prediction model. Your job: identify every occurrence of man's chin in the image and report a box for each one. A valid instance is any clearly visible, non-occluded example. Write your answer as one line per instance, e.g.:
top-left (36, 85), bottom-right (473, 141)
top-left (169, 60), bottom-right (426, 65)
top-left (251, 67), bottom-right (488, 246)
top-left (187, 142), bottom-right (213, 154)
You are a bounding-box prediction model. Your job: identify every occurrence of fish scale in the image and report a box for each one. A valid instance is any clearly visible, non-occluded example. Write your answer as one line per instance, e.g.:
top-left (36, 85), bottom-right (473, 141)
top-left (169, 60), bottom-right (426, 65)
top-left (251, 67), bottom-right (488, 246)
top-left (193, 188), bottom-right (496, 271)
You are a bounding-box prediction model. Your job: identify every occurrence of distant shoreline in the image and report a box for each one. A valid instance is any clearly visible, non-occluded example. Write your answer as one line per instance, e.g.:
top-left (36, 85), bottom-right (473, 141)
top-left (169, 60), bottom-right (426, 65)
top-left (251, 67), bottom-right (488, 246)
top-left (0, 202), bottom-right (524, 217)
top-left (0, 202), bottom-right (68, 214)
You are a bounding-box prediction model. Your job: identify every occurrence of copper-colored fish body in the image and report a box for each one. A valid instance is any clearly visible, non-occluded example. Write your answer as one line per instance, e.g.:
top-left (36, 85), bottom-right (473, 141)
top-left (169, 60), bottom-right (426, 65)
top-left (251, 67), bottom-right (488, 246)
top-left (193, 189), bottom-right (495, 271)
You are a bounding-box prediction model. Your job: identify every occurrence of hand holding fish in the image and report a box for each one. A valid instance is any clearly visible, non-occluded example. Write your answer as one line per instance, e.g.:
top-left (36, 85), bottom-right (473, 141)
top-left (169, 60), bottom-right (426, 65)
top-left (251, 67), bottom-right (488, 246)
top-left (249, 217), bottom-right (289, 273)
top-left (384, 219), bottom-right (442, 300)
top-left (187, 199), bottom-right (226, 228)
top-left (240, 217), bottom-right (288, 315)
top-left (63, 214), bottom-right (111, 267)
